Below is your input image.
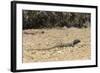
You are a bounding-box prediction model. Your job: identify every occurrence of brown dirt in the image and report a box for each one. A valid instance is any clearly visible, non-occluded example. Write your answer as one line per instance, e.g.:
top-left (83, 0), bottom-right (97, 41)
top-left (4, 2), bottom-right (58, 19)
top-left (22, 27), bottom-right (91, 63)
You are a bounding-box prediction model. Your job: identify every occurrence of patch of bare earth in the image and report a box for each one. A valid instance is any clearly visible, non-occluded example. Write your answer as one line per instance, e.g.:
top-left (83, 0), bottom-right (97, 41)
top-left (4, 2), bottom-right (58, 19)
top-left (22, 28), bottom-right (91, 63)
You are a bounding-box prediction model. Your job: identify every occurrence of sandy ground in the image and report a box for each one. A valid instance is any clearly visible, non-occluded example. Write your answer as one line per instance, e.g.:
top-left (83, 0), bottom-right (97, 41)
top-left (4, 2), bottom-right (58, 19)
top-left (22, 27), bottom-right (91, 63)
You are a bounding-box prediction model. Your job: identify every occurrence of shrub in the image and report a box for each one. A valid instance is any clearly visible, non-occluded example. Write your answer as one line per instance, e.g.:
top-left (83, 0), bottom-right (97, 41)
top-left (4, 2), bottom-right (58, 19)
top-left (23, 10), bottom-right (91, 29)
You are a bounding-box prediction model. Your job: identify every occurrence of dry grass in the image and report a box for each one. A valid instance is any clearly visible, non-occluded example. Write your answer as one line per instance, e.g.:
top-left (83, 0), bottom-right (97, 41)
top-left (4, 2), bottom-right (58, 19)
top-left (22, 27), bottom-right (91, 63)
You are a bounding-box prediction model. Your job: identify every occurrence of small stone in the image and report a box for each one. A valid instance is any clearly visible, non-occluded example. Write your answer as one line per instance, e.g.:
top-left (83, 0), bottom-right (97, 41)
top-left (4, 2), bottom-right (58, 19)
top-left (41, 31), bottom-right (45, 34)
top-left (57, 50), bottom-right (62, 54)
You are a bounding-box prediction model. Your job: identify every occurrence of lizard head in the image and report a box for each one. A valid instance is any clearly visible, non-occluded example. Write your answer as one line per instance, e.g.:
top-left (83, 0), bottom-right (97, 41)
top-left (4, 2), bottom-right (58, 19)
top-left (73, 39), bottom-right (80, 45)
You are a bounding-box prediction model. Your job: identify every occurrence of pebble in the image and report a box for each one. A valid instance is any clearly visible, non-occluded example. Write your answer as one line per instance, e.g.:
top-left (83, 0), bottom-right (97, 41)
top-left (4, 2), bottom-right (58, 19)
top-left (57, 50), bottom-right (62, 54)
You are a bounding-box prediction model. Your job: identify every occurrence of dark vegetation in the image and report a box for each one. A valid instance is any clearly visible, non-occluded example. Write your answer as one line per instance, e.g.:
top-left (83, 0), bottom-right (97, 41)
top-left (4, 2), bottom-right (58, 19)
top-left (23, 10), bottom-right (91, 29)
